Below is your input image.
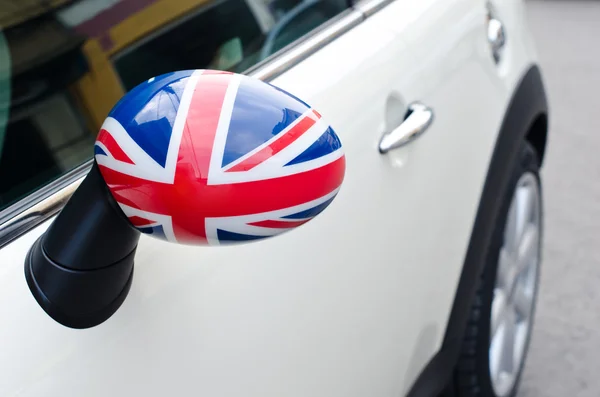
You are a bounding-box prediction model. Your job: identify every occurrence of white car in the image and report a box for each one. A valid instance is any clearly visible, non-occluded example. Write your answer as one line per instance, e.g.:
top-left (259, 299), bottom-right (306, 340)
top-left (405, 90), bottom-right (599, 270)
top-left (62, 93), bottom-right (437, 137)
top-left (0, 0), bottom-right (548, 396)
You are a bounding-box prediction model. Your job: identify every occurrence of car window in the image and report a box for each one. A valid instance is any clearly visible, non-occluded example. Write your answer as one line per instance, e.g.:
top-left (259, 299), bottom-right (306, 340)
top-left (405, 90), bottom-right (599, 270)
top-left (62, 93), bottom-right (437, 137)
top-left (0, 0), bottom-right (350, 214)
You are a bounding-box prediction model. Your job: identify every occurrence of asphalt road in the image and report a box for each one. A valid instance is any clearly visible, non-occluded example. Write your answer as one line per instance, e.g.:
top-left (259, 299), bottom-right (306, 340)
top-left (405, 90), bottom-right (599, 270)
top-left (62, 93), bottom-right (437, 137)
top-left (520, 1), bottom-right (600, 396)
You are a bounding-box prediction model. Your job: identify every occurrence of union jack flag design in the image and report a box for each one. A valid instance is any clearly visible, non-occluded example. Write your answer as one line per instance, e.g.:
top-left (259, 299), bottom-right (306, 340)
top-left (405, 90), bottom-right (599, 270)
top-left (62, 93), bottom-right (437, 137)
top-left (94, 70), bottom-right (345, 245)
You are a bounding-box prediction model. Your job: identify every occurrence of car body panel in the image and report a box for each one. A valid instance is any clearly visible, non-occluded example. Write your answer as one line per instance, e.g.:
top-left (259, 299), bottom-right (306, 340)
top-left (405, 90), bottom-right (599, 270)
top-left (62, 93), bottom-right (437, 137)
top-left (0, 0), bottom-right (541, 396)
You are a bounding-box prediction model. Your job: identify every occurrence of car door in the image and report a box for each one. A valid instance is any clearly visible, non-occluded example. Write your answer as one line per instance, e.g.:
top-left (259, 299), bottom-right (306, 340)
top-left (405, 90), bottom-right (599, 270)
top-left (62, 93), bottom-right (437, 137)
top-left (0, 0), bottom-right (507, 396)
top-left (266, 0), bottom-right (508, 393)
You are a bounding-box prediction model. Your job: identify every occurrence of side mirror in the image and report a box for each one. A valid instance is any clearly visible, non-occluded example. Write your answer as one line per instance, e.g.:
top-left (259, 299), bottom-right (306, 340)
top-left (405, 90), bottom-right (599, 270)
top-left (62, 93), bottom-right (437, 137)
top-left (25, 70), bottom-right (345, 329)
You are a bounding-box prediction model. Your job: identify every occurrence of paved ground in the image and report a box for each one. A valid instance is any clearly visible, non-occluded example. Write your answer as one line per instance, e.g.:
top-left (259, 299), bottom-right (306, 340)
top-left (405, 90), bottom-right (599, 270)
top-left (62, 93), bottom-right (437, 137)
top-left (520, 1), bottom-right (600, 396)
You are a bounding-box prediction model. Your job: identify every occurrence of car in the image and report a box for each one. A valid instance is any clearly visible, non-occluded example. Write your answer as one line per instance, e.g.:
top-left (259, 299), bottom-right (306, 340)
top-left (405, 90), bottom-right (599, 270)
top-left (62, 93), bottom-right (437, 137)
top-left (0, 0), bottom-right (548, 396)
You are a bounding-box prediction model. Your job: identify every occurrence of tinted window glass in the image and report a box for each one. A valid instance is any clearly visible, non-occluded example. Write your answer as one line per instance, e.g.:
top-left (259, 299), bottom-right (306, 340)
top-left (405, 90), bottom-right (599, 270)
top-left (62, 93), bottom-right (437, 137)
top-left (0, 0), bottom-right (349, 213)
top-left (114, 0), bottom-right (348, 90)
top-left (0, 16), bottom-right (92, 211)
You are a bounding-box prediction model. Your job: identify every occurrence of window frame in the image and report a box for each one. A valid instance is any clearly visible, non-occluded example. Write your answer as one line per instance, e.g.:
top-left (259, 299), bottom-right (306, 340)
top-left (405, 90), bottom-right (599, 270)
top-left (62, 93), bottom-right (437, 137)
top-left (0, 0), bottom-right (390, 249)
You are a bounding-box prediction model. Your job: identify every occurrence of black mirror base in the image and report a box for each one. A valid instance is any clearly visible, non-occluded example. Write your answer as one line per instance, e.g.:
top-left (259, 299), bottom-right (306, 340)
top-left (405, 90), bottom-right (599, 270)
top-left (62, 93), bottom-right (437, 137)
top-left (25, 236), bottom-right (135, 329)
top-left (23, 162), bottom-right (140, 328)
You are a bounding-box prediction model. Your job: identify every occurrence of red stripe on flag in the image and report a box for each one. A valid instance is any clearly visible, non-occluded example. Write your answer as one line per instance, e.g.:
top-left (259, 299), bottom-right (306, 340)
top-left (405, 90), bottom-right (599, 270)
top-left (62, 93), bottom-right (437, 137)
top-left (169, 70), bottom-right (233, 243)
top-left (226, 110), bottom-right (321, 172)
top-left (178, 71), bottom-right (233, 178)
top-left (128, 216), bottom-right (156, 227)
top-left (98, 129), bottom-right (134, 164)
top-left (248, 219), bottom-right (310, 229)
top-left (99, 152), bottom-right (345, 245)
top-left (100, 155), bottom-right (345, 218)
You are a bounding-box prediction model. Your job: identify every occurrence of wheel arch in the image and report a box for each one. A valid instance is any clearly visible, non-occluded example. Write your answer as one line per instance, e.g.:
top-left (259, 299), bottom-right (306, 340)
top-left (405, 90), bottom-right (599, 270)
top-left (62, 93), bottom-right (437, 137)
top-left (405, 64), bottom-right (549, 397)
top-left (525, 112), bottom-right (548, 166)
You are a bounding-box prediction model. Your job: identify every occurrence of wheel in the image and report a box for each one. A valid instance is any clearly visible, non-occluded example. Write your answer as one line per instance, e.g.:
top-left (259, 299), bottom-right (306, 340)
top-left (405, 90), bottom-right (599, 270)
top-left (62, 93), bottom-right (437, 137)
top-left (453, 141), bottom-right (543, 397)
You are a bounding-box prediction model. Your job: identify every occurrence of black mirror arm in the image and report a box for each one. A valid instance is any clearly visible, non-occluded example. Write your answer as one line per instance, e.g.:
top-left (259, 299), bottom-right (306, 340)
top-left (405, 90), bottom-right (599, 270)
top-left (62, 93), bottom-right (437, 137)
top-left (25, 162), bottom-right (141, 329)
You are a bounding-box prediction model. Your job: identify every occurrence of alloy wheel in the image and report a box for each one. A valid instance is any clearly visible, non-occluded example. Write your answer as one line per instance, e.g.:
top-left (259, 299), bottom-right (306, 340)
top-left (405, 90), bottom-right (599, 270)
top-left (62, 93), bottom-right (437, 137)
top-left (489, 172), bottom-right (541, 397)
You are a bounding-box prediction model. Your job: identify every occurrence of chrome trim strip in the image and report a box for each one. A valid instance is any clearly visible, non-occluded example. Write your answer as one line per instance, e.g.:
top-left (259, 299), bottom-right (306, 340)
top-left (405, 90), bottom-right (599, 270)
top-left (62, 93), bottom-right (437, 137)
top-left (248, 9), bottom-right (364, 81)
top-left (0, 0), bottom-right (390, 248)
top-left (353, 0), bottom-right (395, 17)
top-left (0, 161), bottom-right (91, 248)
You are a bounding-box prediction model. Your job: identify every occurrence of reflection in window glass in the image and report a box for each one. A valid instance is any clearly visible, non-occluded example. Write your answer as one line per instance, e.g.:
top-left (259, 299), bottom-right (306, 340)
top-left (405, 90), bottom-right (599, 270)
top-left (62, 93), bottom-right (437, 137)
top-left (0, 32), bottom-right (9, 159)
top-left (113, 0), bottom-right (348, 90)
top-left (0, 13), bottom-right (92, 211)
top-left (0, 0), bottom-right (348, 214)
top-left (0, 92), bottom-right (92, 208)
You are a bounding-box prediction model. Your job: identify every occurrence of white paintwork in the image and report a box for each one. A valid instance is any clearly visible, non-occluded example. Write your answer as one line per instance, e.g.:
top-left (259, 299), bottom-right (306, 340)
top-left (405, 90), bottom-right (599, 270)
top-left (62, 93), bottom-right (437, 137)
top-left (0, 0), bottom-right (540, 396)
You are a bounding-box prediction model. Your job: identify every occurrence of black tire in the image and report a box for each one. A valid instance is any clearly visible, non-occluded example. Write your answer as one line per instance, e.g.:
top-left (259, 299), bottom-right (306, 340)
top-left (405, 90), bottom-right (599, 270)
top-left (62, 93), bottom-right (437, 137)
top-left (451, 141), bottom-right (543, 397)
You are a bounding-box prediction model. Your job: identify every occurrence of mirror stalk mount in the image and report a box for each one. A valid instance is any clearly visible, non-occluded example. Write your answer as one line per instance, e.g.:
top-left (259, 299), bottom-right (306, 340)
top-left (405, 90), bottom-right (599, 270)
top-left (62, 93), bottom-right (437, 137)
top-left (25, 162), bottom-right (140, 329)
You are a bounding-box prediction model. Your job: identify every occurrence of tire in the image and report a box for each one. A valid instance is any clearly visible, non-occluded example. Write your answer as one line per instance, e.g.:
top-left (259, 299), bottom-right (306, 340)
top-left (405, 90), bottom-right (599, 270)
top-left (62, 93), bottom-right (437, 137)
top-left (451, 141), bottom-right (543, 397)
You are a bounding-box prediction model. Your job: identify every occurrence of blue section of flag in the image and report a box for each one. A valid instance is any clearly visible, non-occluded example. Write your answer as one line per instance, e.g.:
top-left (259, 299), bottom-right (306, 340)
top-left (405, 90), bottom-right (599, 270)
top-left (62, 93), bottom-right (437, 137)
top-left (285, 127), bottom-right (341, 166)
top-left (222, 77), bottom-right (311, 167)
top-left (283, 196), bottom-right (336, 219)
top-left (139, 225), bottom-right (166, 240)
top-left (94, 145), bottom-right (107, 156)
top-left (217, 229), bottom-right (268, 242)
top-left (109, 70), bottom-right (193, 168)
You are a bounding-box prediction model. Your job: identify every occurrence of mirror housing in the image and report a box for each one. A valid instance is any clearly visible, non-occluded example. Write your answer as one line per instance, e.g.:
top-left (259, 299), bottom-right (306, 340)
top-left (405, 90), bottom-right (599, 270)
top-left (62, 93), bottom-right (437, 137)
top-left (25, 70), bottom-right (345, 328)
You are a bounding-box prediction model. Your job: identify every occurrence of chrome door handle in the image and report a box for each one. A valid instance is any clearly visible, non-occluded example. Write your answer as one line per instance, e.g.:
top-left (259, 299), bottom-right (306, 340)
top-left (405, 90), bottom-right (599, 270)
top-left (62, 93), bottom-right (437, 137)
top-left (488, 18), bottom-right (506, 63)
top-left (378, 102), bottom-right (434, 154)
